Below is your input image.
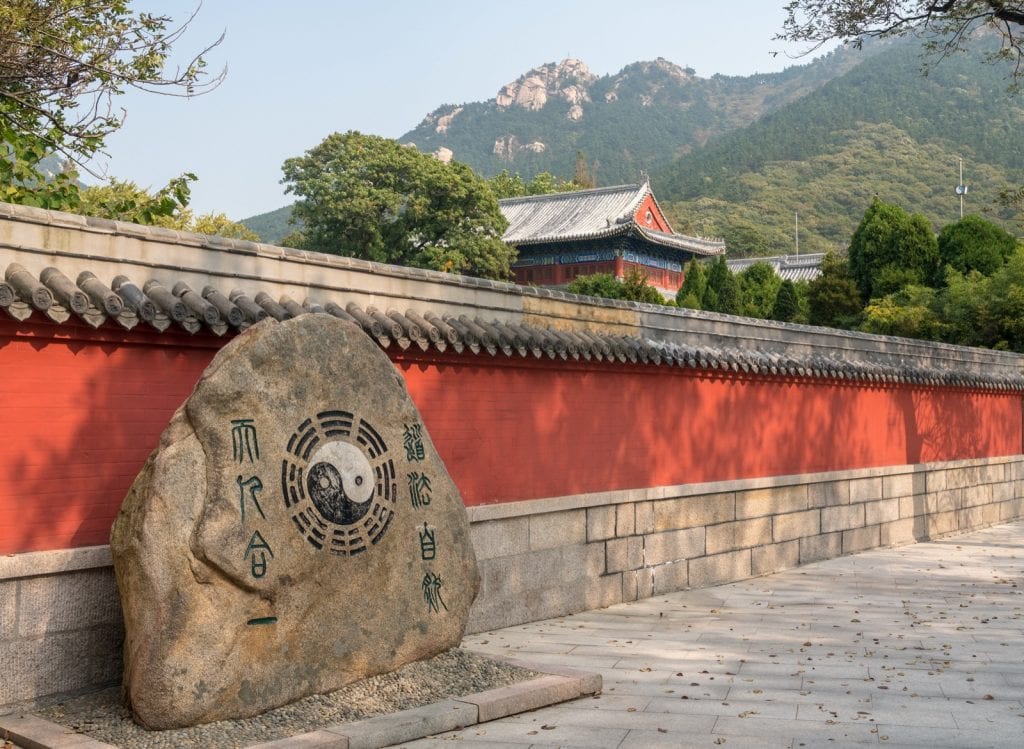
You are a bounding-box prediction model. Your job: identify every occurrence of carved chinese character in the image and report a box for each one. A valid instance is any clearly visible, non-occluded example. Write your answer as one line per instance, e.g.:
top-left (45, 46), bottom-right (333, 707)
top-left (244, 530), bottom-right (274, 578)
top-left (422, 571), bottom-right (447, 613)
top-left (231, 419), bottom-right (260, 463)
top-left (236, 475), bottom-right (265, 522)
top-left (403, 423), bottom-right (426, 462)
top-left (419, 522), bottom-right (436, 560)
top-left (408, 471), bottom-right (432, 509)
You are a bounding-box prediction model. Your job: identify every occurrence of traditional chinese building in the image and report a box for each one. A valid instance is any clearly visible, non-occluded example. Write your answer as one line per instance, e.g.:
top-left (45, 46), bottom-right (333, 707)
top-left (500, 181), bottom-right (725, 295)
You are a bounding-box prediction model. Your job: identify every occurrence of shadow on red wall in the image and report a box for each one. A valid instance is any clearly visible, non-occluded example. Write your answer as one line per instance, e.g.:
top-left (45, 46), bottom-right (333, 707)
top-left (2, 319), bottom-right (1019, 554)
top-left (0, 321), bottom-right (218, 554)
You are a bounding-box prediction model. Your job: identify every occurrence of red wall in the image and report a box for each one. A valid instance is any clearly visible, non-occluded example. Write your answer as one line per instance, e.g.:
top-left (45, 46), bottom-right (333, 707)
top-left (398, 353), bottom-right (1022, 505)
top-left (2, 321), bottom-right (1020, 554)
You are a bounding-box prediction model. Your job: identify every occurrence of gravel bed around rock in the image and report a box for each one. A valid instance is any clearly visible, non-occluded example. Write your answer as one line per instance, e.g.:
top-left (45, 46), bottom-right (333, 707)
top-left (34, 648), bottom-right (538, 749)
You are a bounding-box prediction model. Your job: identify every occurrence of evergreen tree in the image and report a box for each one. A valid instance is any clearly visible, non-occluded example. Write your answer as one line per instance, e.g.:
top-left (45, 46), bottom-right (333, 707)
top-left (738, 261), bottom-right (782, 318)
top-left (807, 252), bottom-right (863, 328)
top-left (703, 256), bottom-right (740, 314)
top-left (676, 259), bottom-right (708, 308)
top-left (771, 279), bottom-right (800, 322)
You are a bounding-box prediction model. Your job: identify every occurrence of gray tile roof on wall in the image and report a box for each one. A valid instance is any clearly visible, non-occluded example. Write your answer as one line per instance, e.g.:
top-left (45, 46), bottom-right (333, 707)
top-left (726, 254), bottom-right (825, 282)
top-left (499, 183), bottom-right (725, 256)
top-left (4, 260), bottom-right (1022, 392)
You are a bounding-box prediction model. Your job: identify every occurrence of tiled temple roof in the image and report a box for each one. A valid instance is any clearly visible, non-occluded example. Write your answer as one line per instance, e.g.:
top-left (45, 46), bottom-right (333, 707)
top-left (500, 183), bottom-right (725, 256)
top-left (726, 254), bottom-right (825, 283)
top-left (3, 260), bottom-right (1022, 392)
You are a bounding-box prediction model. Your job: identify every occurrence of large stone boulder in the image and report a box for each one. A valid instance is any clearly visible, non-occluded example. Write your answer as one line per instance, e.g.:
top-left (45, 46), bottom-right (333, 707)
top-left (111, 315), bottom-right (480, 729)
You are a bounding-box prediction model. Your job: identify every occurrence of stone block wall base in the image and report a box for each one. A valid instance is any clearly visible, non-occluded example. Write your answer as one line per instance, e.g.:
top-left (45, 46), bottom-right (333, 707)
top-left (1, 456), bottom-right (1022, 709)
top-left (465, 456), bottom-right (1024, 633)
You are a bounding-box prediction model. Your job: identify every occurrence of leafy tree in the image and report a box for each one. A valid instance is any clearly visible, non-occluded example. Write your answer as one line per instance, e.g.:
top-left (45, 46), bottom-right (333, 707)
top-left (806, 252), bottom-right (863, 328)
top-left (487, 169), bottom-right (583, 199)
top-left (703, 255), bottom-right (741, 314)
top-left (567, 269), bottom-right (666, 304)
top-left (1, 1), bottom-right (222, 169)
top-left (620, 268), bottom-right (666, 303)
top-left (574, 150), bottom-right (596, 189)
top-left (78, 175), bottom-right (195, 225)
top-left (567, 273), bottom-right (623, 299)
top-left (187, 212), bottom-right (261, 242)
top-left (282, 131), bottom-right (514, 279)
top-left (0, 125), bottom-right (81, 209)
top-left (847, 198), bottom-right (939, 300)
top-left (860, 284), bottom-right (941, 339)
top-left (778, 1), bottom-right (1024, 81)
top-left (737, 262), bottom-right (783, 318)
top-left (936, 214), bottom-right (1019, 278)
top-left (77, 177), bottom-right (258, 240)
top-left (676, 259), bottom-right (709, 308)
top-left (771, 279), bottom-right (800, 321)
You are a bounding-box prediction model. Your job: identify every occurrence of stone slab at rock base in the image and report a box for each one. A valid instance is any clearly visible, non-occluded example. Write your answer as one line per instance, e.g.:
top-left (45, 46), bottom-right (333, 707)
top-left (110, 315), bottom-right (479, 729)
top-left (0, 660), bottom-right (601, 749)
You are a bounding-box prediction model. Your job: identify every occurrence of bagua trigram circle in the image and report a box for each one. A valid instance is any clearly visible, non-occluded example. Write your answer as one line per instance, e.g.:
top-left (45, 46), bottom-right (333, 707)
top-left (282, 410), bottom-right (397, 555)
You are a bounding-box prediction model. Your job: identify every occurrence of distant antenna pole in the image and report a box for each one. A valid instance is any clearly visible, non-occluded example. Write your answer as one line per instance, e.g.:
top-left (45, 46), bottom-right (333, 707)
top-left (794, 212), bottom-right (799, 256)
top-left (955, 157), bottom-right (968, 219)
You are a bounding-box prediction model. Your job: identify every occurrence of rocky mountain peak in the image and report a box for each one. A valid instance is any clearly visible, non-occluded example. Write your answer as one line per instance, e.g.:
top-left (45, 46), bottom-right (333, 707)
top-left (495, 58), bottom-right (598, 112)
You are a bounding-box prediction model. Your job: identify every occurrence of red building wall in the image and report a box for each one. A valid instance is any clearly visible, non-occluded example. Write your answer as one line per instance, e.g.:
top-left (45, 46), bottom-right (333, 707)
top-left (2, 321), bottom-right (1020, 554)
top-left (633, 194), bottom-right (671, 232)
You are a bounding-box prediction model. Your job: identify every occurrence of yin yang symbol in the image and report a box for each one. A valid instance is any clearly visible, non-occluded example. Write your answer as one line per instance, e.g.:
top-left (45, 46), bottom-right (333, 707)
top-left (306, 441), bottom-right (373, 525)
top-left (282, 411), bottom-right (397, 555)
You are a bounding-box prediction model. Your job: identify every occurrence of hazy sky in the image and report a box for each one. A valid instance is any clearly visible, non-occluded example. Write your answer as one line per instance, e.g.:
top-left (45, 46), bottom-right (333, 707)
top-left (90, 1), bottom-right (836, 220)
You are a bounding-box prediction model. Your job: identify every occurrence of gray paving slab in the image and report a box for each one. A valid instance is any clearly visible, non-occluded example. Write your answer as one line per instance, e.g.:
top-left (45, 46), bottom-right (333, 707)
top-left (396, 521), bottom-right (1024, 748)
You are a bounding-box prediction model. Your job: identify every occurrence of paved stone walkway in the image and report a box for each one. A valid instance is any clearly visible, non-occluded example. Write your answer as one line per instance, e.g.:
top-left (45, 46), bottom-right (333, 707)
top-left (401, 521), bottom-right (1024, 748)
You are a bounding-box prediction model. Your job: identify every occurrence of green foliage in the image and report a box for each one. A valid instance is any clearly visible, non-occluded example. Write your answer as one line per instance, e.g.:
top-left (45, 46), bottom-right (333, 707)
top-left (851, 249), bottom-right (1024, 351)
top-left (282, 131), bottom-right (513, 279)
top-left (1, 3), bottom-right (219, 214)
top-left (79, 175), bottom-right (195, 225)
top-left (807, 252), bottom-right (864, 329)
top-left (0, 125), bottom-right (80, 209)
top-left (737, 262), bottom-right (783, 318)
top-left (620, 269), bottom-right (666, 304)
top-left (188, 212), bottom-right (261, 242)
top-left (567, 269), bottom-right (666, 304)
top-left (76, 176), bottom-right (258, 240)
top-left (658, 35), bottom-right (1024, 257)
top-left (860, 285), bottom-right (941, 340)
top-left (486, 170), bottom-right (582, 199)
top-left (0, 0), bottom-right (220, 167)
top-left (937, 214), bottom-right (1019, 278)
top-left (703, 256), bottom-right (740, 314)
top-left (771, 279), bottom-right (801, 322)
top-left (848, 198), bottom-right (939, 301)
top-left (779, 1), bottom-right (1024, 85)
top-left (567, 273), bottom-right (623, 299)
top-left (676, 259), bottom-right (709, 308)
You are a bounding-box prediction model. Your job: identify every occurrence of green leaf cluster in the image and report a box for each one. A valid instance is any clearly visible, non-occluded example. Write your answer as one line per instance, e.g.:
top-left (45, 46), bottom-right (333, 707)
top-left (1, 0), bottom-right (220, 168)
top-left (282, 131), bottom-right (514, 280)
top-left (848, 198), bottom-right (939, 300)
top-left (567, 269), bottom-right (668, 304)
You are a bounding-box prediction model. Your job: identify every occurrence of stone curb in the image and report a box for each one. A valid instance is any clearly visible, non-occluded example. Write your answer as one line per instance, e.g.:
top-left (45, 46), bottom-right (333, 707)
top-left (0, 660), bottom-right (601, 749)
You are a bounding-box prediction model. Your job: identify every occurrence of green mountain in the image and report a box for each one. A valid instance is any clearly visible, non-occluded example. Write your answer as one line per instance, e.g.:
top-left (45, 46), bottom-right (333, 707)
top-left (241, 204), bottom-right (293, 245)
top-left (242, 37), bottom-right (1024, 251)
top-left (399, 51), bottom-right (868, 185)
top-left (656, 34), bottom-right (1024, 256)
